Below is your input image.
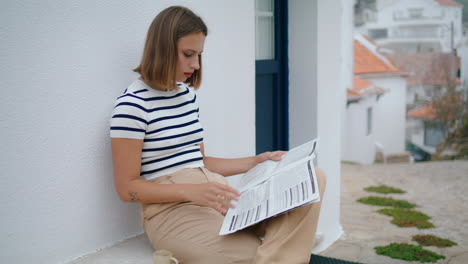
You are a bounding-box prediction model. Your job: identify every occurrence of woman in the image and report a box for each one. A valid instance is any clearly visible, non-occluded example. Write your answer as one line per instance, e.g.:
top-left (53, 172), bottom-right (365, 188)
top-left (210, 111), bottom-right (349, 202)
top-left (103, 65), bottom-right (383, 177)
top-left (110, 6), bottom-right (326, 264)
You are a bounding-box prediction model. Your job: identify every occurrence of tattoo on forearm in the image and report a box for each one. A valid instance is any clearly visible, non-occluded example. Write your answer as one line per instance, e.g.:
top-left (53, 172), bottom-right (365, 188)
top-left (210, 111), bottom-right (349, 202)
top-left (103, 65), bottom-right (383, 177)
top-left (129, 191), bottom-right (140, 202)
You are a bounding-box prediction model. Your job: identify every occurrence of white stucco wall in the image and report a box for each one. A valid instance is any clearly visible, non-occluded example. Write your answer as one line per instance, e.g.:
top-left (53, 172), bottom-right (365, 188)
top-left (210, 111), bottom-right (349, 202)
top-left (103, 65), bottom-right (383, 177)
top-left (407, 84), bottom-right (429, 105)
top-left (289, 1), bottom-right (318, 147)
top-left (362, 0), bottom-right (463, 52)
top-left (458, 38), bottom-right (468, 88)
top-left (409, 119), bottom-right (438, 153)
top-left (343, 96), bottom-right (379, 164)
top-left (341, 0), bottom-right (356, 164)
top-left (289, 0), bottom-right (354, 253)
top-left (0, 1), bottom-right (255, 263)
top-left (364, 76), bottom-right (407, 155)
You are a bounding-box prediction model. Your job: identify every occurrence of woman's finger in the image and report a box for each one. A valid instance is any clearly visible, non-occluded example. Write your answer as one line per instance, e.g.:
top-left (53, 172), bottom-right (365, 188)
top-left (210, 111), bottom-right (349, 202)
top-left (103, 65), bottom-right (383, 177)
top-left (270, 151), bottom-right (287, 161)
top-left (219, 184), bottom-right (240, 198)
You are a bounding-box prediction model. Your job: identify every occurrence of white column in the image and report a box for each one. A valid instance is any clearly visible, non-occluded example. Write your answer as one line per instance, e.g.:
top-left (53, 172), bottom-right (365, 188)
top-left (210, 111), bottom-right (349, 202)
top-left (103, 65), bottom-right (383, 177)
top-left (315, 0), bottom-right (353, 252)
top-left (289, 0), bottom-right (354, 252)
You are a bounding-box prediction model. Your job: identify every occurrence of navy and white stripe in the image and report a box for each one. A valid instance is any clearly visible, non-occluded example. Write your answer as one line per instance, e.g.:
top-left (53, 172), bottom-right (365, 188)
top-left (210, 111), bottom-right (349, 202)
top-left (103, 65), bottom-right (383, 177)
top-left (110, 79), bottom-right (204, 180)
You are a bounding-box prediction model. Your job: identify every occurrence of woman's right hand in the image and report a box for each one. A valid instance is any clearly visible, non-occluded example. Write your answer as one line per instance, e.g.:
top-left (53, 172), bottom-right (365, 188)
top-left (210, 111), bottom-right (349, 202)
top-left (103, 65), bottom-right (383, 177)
top-left (184, 183), bottom-right (241, 215)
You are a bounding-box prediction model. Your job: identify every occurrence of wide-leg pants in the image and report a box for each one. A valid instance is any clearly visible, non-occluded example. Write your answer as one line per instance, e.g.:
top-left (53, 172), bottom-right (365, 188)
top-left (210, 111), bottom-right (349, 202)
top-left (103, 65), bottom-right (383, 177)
top-left (141, 167), bottom-right (327, 264)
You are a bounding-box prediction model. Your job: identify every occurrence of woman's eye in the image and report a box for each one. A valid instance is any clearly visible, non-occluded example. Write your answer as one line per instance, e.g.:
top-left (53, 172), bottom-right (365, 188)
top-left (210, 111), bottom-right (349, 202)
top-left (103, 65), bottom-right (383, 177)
top-left (183, 53), bottom-right (192, 58)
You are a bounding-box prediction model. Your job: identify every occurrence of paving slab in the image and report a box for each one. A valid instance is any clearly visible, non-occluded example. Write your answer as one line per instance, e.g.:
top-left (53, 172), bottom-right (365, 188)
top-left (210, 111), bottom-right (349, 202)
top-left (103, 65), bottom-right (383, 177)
top-left (319, 161), bottom-right (468, 264)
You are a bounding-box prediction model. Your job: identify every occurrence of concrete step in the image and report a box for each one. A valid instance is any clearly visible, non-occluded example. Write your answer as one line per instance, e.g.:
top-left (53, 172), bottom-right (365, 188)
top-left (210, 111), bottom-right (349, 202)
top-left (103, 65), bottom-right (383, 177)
top-left (67, 234), bottom-right (153, 264)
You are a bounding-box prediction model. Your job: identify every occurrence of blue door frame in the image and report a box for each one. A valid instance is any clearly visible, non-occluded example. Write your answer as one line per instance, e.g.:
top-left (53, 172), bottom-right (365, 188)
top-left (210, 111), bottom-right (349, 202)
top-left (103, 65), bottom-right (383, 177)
top-left (255, 0), bottom-right (289, 154)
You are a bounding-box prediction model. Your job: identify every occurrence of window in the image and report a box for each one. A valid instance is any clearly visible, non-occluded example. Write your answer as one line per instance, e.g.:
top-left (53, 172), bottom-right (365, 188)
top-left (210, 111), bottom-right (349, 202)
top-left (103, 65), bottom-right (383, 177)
top-left (408, 8), bottom-right (423, 19)
top-left (393, 10), bottom-right (404, 20)
top-left (367, 107), bottom-right (372, 136)
top-left (424, 121), bottom-right (445, 147)
top-left (368, 28), bottom-right (388, 39)
top-left (255, 0), bottom-right (275, 60)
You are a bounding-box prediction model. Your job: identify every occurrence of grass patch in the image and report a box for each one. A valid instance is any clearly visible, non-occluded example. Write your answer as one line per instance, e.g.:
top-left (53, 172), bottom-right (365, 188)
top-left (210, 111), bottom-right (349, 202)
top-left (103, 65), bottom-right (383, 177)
top-left (364, 185), bottom-right (406, 194)
top-left (357, 196), bottom-right (415, 208)
top-left (377, 208), bottom-right (434, 229)
top-left (413, 234), bottom-right (458, 248)
top-left (375, 243), bottom-right (445, 262)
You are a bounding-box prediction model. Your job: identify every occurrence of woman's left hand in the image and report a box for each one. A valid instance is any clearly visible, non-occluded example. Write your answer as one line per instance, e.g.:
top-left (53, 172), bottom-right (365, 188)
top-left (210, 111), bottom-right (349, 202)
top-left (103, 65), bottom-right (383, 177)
top-left (258, 150), bottom-right (287, 163)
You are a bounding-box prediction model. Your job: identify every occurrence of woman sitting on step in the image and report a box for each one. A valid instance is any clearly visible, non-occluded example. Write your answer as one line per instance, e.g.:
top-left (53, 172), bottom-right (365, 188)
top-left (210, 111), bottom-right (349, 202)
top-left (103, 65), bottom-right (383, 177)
top-left (110, 5), bottom-right (327, 264)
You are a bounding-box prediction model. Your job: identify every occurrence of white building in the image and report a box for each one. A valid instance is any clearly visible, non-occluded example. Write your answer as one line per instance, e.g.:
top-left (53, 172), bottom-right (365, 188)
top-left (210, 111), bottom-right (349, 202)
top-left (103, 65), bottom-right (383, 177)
top-left (343, 34), bottom-right (408, 164)
top-left (356, 0), bottom-right (463, 53)
top-left (389, 52), bottom-right (460, 154)
top-left (407, 104), bottom-right (446, 154)
top-left (0, 0), bottom-right (354, 263)
top-left (344, 77), bottom-right (388, 164)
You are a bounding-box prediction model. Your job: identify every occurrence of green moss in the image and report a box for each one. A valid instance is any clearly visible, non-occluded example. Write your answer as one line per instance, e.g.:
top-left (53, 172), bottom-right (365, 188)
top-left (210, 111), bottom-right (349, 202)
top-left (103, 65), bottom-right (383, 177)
top-left (364, 185), bottom-right (406, 194)
top-left (375, 243), bottom-right (445, 262)
top-left (377, 208), bottom-right (434, 229)
top-left (357, 196), bottom-right (415, 208)
top-left (413, 234), bottom-right (458, 248)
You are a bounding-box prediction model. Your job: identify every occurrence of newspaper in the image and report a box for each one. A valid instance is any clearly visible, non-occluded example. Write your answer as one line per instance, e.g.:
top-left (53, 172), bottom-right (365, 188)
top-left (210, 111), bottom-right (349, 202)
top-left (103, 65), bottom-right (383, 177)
top-left (219, 138), bottom-right (320, 235)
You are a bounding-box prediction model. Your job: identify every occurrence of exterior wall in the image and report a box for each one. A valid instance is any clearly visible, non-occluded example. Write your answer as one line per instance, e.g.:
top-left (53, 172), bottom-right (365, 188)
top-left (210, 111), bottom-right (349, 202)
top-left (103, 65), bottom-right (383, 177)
top-left (358, 0), bottom-right (463, 53)
top-left (316, 0), bottom-right (353, 253)
top-left (289, 0), bottom-right (353, 253)
top-left (341, 3), bottom-right (356, 166)
top-left (409, 119), bottom-right (438, 153)
top-left (364, 76), bottom-right (407, 155)
top-left (343, 96), bottom-right (379, 164)
top-left (289, 0), bottom-right (318, 148)
top-left (0, 1), bottom-right (256, 263)
top-left (458, 38), bottom-right (468, 89)
top-left (407, 84), bottom-right (430, 105)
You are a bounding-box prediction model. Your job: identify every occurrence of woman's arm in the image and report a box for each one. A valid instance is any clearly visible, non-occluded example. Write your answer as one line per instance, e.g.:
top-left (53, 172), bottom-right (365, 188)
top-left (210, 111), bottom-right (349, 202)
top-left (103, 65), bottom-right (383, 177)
top-left (200, 143), bottom-right (286, 176)
top-left (111, 138), bottom-right (239, 214)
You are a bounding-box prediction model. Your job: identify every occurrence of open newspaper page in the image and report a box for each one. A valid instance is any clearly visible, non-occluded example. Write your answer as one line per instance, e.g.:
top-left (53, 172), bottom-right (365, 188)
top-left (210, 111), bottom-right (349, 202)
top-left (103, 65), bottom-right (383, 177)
top-left (220, 138), bottom-right (320, 235)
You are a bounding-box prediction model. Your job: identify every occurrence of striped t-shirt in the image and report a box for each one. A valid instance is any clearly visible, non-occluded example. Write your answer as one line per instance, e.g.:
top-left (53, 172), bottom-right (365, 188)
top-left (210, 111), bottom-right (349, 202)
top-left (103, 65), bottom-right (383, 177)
top-left (110, 79), bottom-right (205, 181)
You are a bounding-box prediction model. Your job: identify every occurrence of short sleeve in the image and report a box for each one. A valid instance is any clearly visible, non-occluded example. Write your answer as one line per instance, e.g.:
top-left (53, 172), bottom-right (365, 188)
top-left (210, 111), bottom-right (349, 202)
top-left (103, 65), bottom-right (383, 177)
top-left (109, 94), bottom-right (148, 139)
top-left (188, 87), bottom-right (201, 119)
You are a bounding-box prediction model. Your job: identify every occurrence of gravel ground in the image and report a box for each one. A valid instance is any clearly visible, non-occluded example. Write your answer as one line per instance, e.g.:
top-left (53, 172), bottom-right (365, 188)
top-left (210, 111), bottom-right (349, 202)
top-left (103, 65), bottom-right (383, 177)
top-left (319, 160), bottom-right (468, 264)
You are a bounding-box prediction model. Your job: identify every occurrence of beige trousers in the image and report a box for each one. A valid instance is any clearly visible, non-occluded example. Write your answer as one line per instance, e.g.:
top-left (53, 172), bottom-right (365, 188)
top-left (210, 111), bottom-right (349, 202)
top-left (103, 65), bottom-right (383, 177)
top-left (141, 167), bottom-right (326, 264)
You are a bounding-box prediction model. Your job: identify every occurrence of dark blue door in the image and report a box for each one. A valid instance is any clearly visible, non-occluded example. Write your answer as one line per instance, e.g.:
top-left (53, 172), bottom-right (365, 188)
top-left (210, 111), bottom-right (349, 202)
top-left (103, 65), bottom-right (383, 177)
top-left (255, 0), bottom-right (288, 154)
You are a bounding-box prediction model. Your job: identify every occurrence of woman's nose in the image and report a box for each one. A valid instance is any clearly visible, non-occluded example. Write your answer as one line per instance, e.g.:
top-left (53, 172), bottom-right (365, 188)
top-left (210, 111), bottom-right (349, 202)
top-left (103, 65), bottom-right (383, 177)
top-left (191, 57), bottom-right (200, 70)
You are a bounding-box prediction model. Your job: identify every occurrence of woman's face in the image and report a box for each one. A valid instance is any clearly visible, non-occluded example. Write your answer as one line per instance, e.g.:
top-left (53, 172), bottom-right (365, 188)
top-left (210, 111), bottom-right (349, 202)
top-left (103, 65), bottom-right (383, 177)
top-left (176, 32), bottom-right (206, 82)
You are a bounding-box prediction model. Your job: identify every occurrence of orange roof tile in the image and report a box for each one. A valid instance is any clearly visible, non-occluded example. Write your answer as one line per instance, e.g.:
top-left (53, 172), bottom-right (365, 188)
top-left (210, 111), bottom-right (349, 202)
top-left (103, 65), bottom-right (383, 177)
top-left (347, 89), bottom-right (360, 96)
top-left (433, 0), bottom-right (463, 7)
top-left (408, 104), bottom-right (437, 119)
top-left (354, 40), bottom-right (401, 74)
top-left (347, 89), bottom-right (360, 100)
top-left (353, 77), bottom-right (373, 91)
top-left (348, 77), bottom-right (389, 101)
top-left (408, 94), bottom-right (460, 120)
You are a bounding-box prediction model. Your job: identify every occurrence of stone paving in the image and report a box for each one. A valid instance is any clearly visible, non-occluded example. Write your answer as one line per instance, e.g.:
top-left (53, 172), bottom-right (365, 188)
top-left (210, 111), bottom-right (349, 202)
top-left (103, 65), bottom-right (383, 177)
top-left (319, 160), bottom-right (468, 264)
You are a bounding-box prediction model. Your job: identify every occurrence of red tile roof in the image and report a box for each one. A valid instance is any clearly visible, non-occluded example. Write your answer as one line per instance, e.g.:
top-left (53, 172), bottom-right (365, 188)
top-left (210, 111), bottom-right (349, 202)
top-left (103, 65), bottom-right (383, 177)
top-left (433, 0), bottom-right (463, 7)
top-left (348, 77), bottom-right (389, 101)
top-left (388, 53), bottom-right (461, 86)
top-left (354, 77), bottom-right (373, 91)
top-left (354, 40), bottom-right (401, 75)
top-left (408, 94), bottom-right (460, 120)
top-left (408, 104), bottom-right (437, 119)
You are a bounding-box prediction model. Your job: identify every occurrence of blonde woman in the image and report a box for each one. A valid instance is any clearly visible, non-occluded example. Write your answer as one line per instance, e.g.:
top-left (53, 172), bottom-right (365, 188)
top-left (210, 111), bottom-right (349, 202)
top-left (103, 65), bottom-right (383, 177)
top-left (110, 6), bottom-right (326, 264)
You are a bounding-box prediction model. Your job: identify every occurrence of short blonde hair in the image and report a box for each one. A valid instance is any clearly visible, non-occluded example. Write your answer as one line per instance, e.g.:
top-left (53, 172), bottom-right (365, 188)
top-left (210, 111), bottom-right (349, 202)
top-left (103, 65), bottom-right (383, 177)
top-left (134, 6), bottom-right (208, 90)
